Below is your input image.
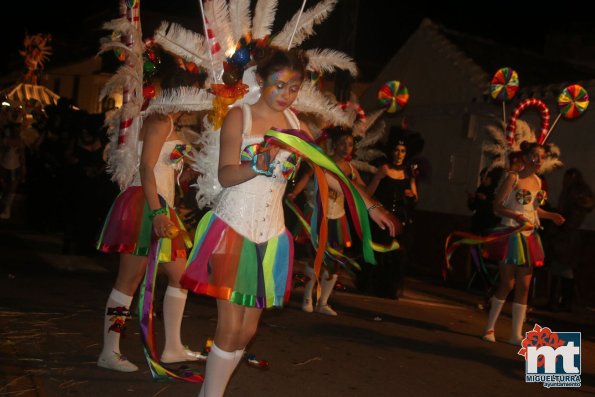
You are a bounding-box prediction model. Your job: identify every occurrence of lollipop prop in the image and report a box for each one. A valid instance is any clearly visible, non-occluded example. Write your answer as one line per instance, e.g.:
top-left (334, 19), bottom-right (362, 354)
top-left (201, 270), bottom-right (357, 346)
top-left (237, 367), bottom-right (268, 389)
top-left (507, 98), bottom-right (550, 145)
top-left (540, 84), bottom-right (590, 144)
top-left (490, 67), bottom-right (519, 127)
top-left (377, 80), bottom-right (409, 113)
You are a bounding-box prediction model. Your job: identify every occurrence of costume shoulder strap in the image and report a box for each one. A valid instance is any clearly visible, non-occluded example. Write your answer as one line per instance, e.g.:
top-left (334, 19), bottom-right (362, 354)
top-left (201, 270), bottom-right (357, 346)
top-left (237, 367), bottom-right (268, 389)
top-left (347, 161), bottom-right (356, 180)
top-left (284, 108), bottom-right (300, 129)
top-left (242, 104), bottom-right (252, 136)
top-left (165, 114), bottom-right (175, 139)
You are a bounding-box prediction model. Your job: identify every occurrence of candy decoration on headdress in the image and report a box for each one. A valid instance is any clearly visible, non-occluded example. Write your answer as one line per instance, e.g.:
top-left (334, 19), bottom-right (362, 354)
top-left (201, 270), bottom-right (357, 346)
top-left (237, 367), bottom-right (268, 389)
top-left (490, 67), bottom-right (519, 101)
top-left (117, 0), bottom-right (141, 146)
top-left (377, 80), bottom-right (409, 114)
top-left (490, 67), bottom-right (519, 128)
top-left (507, 98), bottom-right (550, 145)
top-left (558, 84), bottom-right (589, 120)
top-left (539, 84), bottom-right (589, 144)
top-left (339, 101), bottom-right (366, 124)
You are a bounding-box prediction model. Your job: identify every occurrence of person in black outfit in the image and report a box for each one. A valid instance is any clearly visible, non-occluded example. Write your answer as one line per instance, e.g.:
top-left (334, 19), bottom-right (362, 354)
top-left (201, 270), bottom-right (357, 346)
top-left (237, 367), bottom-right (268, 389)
top-left (467, 167), bottom-right (504, 235)
top-left (361, 126), bottom-right (424, 299)
top-left (547, 168), bottom-right (595, 311)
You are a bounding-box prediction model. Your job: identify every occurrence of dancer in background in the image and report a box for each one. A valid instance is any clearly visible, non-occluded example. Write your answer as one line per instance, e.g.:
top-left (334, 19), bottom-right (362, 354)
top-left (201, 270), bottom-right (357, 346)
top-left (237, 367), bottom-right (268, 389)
top-left (96, 54), bottom-right (200, 372)
top-left (363, 127), bottom-right (423, 299)
top-left (289, 127), bottom-right (369, 316)
top-left (482, 142), bottom-right (564, 345)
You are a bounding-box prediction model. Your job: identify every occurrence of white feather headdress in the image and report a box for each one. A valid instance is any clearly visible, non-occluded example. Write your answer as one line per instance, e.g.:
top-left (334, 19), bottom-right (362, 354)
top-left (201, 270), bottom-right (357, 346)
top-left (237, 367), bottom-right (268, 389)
top-left (149, 0), bottom-right (359, 208)
top-left (482, 119), bottom-right (562, 174)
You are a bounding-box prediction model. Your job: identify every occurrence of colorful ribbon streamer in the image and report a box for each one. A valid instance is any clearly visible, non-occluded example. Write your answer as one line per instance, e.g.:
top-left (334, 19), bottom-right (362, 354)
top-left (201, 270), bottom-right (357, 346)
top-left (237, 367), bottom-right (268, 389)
top-left (444, 224), bottom-right (529, 279)
top-left (138, 238), bottom-right (203, 382)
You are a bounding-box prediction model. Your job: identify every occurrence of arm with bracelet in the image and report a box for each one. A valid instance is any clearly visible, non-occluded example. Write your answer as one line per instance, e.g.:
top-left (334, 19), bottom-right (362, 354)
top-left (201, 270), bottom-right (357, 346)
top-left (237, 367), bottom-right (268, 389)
top-left (139, 114), bottom-right (175, 238)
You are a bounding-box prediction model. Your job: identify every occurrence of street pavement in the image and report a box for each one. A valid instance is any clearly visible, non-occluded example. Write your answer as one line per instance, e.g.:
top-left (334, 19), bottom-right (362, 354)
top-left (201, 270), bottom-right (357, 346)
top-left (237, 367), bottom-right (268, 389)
top-left (1, 221), bottom-right (594, 397)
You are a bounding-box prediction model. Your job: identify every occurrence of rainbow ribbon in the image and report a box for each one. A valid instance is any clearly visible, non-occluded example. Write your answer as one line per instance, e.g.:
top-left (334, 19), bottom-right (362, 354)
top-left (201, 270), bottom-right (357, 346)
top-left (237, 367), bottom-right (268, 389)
top-left (263, 128), bottom-right (401, 282)
top-left (138, 238), bottom-right (203, 382)
top-left (444, 224), bottom-right (529, 279)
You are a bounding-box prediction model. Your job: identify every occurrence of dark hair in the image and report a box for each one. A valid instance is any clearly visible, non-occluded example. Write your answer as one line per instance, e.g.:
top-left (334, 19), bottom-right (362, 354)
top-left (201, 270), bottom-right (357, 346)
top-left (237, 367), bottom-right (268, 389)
top-left (159, 52), bottom-right (203, 90)
top-left (326, 126), bottom-right (353, 144)
top-left (519, 141), bottom-right (542, 157)
top-left (486, 166), bottom-right (504, 189)
top-left (254, 46), bottom-right (308, 80)
top-left (385, 126), bottom-right (425, 161)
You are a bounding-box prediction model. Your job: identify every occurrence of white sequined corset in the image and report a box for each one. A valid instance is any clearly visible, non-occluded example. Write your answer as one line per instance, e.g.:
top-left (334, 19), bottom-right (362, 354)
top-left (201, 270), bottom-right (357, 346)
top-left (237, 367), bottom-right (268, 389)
top-left (214, 136), bottom-right (292, 243)
top-left (501, 174), bottom-right (546, 233)
top-left (130, 140), bottom-right (184, 207)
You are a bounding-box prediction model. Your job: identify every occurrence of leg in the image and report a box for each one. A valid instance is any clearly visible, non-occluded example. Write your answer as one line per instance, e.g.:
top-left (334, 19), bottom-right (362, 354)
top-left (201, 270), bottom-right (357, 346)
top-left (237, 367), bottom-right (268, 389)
top-left (199, 300), bottom-right (262, 397)
top-left (302, 265), bottom-right (315, 312)
top-left (483, 263), bottom-right (515, 342)
top-left (159, 258), bottom-right (199, 362)
top-left (98, 254), bottom-right (147, 372)
top-left (509, 266), bottom-right (532, 345)
top-left (315, 269), bottom-right (338, 316)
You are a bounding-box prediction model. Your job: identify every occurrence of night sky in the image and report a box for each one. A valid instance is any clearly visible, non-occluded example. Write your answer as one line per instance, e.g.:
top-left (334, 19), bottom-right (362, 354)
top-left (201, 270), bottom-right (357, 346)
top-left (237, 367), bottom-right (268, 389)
top-left (1, 1), bottom-right (592, 81)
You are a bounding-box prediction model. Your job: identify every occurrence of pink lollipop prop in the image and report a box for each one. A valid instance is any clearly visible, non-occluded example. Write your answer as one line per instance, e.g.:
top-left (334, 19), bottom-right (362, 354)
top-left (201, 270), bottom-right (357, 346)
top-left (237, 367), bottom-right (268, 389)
top-left (507, 98), bottom-right (550, 145)
top-left (378, 80), bottom-right (409, 114)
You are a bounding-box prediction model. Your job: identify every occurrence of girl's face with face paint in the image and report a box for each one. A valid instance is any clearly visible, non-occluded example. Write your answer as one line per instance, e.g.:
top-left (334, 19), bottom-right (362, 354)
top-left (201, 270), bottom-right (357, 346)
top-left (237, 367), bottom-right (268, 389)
top-left (260, 68), bottom-right (303, 112)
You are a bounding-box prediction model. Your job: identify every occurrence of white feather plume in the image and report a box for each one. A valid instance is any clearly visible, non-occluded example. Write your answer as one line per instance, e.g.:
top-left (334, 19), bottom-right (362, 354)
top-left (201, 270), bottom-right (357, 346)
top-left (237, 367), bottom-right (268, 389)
top-left (305, 49), bottom-right (358, 77)
top-left (106, 116), bottom-right (143, 190)
top-left (190, 116), bottom-right (223, 209)
top-left (355, 119), bottom-right (386, 150)
top-left (293, 83), bottom-right (355, 127)
top-left (204, 0), bottom-right (235, 57)
top-left (229, 0), bottom-right (252, 44)
top-left (252, 0), bottom-right (278, 39)
top-left (482, 119), bottom-right (562, 174)
top-left (351, 159), bottom-right (378, 174)
top-left (272, 0), bottom-right (337, 49)
top-left (142, 87), bottom-right (215, 116)
top-left (353, 108), bottom-right (385, 137)
top-left (99, 65), bottom-right (142, 100)
top-left (154, 21), bottom-right (211, 67)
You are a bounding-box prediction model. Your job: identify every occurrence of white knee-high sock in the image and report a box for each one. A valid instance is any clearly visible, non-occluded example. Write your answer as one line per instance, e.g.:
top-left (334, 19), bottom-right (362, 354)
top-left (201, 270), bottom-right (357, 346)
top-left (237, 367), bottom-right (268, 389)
top-left (510, 303), bottom-right (527, 342)
top-left (317, 271), bottom-right (338, 307)
top-left (100, 289), bottom-right (133, 357)
top-left (162, 286), bottom-right (188, 357)
top-left (198, 343), bottom-right (236, 397)
top-left (232, 348), bottom-right (245, 368)
top-left (303, 266), bottom-right (316, 302)
top-left (485, 297), bottom-right (505, 332)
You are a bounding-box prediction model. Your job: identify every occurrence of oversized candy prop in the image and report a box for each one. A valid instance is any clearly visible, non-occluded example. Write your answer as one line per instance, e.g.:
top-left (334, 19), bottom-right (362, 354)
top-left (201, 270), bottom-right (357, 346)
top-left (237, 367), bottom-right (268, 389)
top-left (377, 80), bottom-right (409, 114)
top-left (490, 67), bottom-right (519, 101)
top-left (490, 67), bottom-right (519, 127)
top-left (541, 84), bottom-right (589, 143)
top-left (507, 98), bottom-right (550, 145)
top-left (558, 84), bottom-right (589, 120)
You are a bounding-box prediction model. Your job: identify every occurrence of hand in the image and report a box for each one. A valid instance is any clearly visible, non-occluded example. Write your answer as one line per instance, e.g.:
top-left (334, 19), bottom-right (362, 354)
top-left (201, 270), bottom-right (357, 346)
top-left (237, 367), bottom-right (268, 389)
top-left (551, 213), bottom-right (565, 226)
top-left (476, 192), bottom-right (487, 200)
top-left (404, 189), bottom-right (416, 198)
top-left (369, 207), bottom-right (401, 237)
top-left (253, 146), bottom-right (280, 175)
top-left (375, 165), bottom-right (389, 179)
top-left (153, 214), bottom-right (175, 239)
